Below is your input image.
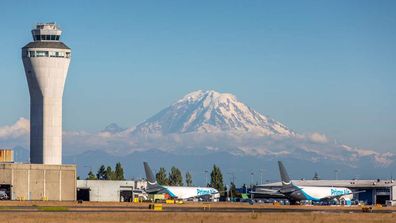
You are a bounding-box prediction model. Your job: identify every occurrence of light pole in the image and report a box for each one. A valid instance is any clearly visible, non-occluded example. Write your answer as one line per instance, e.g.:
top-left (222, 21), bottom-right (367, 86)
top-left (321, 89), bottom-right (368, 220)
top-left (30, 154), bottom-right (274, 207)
top-left (227, 172), bottom-right (235, 201)
top-left (250, 171), bottom-right (254, 189)
top-left (227, 172), bottom-right (235, 184)
top-left (259, 169), bottom-right (264, 185)
top-left (334, 169), bottom-right (339, 180)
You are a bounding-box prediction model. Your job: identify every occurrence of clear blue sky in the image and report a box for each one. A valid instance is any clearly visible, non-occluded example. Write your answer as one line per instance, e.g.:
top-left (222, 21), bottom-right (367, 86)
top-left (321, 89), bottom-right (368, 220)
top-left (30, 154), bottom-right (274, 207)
top-left (0, 0), bottom-right (395, 152)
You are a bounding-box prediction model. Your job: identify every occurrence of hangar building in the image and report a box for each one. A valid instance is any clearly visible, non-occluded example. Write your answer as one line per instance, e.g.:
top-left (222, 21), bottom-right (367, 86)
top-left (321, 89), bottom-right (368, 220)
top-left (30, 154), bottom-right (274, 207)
top-left (77, 180), bottom-right (147, 202)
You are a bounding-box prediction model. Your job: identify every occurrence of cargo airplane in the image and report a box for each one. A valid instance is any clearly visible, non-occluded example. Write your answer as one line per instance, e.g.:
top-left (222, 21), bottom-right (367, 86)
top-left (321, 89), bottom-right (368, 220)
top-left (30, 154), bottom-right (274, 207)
top-left (278, 161), bottom-right (362, 204)
top-left (143, 162), bottom-right (220, 201)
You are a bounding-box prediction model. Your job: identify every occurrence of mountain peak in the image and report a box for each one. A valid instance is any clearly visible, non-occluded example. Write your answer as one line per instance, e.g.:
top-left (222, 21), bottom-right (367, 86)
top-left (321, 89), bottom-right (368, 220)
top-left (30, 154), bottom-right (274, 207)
top-left (103, 123), bottom-right (126, 133)
top-left (177, 90), bottom-right (238, 109)
top-left (134, 90), bottom-right (294, 136)
top-left (178, 90), bottom-right (235, 103)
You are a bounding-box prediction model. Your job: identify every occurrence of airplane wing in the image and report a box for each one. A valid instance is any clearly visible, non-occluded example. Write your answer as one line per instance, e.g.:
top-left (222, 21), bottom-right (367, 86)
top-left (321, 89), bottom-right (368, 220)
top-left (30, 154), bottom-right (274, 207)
top-left (145, 185), bottom-right (167, 194)
top-left (279, 187), bottom-right (302, 195)
top-left (250, 188), bottom-right (286, 198)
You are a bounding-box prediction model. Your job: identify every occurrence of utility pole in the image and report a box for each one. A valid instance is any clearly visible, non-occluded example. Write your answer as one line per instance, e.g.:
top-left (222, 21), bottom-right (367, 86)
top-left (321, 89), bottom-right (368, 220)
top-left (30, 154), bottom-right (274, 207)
top-left (250, 171), bottom-right (254, 200)
top-left (250, 172), bottom-right (254, 189)
top-left (259, 169), bottom-right (264, 185)
top-left (227, 172), bottom-right (235, 201)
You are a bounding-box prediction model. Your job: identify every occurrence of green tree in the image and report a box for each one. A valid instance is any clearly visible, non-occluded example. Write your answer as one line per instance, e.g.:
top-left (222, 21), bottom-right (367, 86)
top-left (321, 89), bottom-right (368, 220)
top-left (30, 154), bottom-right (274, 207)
top-left (185, 172), bottom-right (192, 186)
top-left (86, 170), bottom-right (97, 180)
top-left (210, 165), bottom-right (224, 195)
top-left (156, 167), bottom-right (169, 185)
top-left (229, 182), bottom-right (240, 199)
top-left (96, 165), bottom-right (106, 180)
top-left (104, 166), bottom-right (114, 180)
top-left (169, 166), bottom-right (183, 186)
top-left (114, 162), bottom-right (125, 180)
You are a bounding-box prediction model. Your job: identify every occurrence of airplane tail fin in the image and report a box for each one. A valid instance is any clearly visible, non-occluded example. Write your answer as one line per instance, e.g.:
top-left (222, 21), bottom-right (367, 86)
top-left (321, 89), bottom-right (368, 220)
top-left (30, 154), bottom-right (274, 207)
top-left (278, 161), bottom-right (292, 187)
top-left (143, 162), bottom-right (159, 189)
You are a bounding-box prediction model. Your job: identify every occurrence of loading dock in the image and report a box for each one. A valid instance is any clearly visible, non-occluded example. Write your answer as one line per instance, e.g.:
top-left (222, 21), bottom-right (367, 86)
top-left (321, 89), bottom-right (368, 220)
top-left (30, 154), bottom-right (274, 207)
top-left (77, 188), bottom-right (90, 201)
top-left (120, 189), bottom-right (132, 202)
top-left (0, 184), bottom-right (11, 200)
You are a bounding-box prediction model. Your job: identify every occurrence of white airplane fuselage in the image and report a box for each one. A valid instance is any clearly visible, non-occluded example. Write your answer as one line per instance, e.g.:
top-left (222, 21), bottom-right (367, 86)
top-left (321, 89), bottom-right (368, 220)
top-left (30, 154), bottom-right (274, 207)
top-left (291, 185), bottom-right (353, 201)
top-left (162, 186), bottom-right (220, 200)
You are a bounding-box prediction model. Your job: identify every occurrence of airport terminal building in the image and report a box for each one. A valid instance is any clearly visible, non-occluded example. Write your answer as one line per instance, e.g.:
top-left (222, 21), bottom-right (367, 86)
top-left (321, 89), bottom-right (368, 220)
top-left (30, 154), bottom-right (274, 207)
top-left (253, 179), bottom-right (396, 205)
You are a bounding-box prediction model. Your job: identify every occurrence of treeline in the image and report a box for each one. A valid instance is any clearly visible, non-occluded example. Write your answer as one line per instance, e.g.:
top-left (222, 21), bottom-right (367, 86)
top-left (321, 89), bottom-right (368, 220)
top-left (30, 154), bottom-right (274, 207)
top-left (86, 162), bottom-right (125, 180)
top-left (84, 163), bottom-right (238, 197)
top-left (155, 166), bottom-right (193, 186)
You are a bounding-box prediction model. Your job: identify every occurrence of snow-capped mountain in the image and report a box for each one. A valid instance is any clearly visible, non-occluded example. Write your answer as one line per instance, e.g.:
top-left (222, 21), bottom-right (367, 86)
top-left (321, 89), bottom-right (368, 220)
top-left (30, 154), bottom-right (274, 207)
top-left (1, 89), bottom-right (394, 180)
top-left (128, 90), bottom-right (394, 167)
top-left (0, 91), bottom-right (396, 177)
top-left (134, 90), bottom-right (294, 136)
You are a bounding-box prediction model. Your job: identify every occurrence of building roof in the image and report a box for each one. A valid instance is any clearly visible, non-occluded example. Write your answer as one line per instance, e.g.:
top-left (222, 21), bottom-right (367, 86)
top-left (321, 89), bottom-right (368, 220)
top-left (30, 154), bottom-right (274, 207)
top-left (22, 41), bottom-right (70, 50)
top-left (258, 180), bottom-right (396, 188)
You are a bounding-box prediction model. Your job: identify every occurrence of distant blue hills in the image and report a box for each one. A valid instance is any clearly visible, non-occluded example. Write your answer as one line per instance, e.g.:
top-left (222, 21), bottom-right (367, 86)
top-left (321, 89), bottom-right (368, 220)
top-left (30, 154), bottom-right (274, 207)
top-left (13, 146), bottom-right (395, 187)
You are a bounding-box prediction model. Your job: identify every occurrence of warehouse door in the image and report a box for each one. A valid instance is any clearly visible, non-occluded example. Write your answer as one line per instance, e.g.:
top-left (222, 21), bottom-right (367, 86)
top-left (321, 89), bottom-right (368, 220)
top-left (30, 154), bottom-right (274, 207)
top-left (0, 184), bottom-right (11, 200)
top-left (120, 190), bottom-right (132, 202)
top-left (375, 189), bottom-right (390, 205)
top-left (77, 188), bottom-right (90, 201)
top-left (358, 189), bottom-right (373, 205)
top-left (376, 195), bottom-right (389, 205)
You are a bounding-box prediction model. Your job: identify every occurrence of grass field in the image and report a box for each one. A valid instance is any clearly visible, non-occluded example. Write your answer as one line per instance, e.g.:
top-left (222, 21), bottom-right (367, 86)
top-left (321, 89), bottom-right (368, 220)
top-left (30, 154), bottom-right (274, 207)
top-left (0, 201), bottom-right (394, 223)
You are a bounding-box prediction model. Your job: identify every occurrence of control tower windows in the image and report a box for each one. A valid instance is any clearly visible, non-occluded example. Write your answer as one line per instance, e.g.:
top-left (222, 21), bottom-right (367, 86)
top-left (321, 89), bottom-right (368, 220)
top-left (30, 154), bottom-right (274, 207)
top-left (28, 51), bottom-right (36, 57)
top-left (36, 51), bottom-right (49, 57)
top-left (27, 50), bottom-right (70, 58)
top-left (49, 51), bottom-right (65, 58)
top-left (33, 35), bottom-right (60, 41)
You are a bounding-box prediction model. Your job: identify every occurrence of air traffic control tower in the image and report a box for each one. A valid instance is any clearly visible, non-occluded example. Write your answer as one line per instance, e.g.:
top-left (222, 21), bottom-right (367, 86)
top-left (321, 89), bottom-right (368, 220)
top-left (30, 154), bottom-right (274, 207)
top-left (22, 23), bottom-right (71, 164)
top-left (0, 23), bottom-right (76, 202)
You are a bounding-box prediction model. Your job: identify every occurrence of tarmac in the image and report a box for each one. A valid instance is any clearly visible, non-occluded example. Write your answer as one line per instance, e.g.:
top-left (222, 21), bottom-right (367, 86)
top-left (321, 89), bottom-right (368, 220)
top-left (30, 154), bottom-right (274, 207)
top-left (0, 201), bottom-right (395, 214)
